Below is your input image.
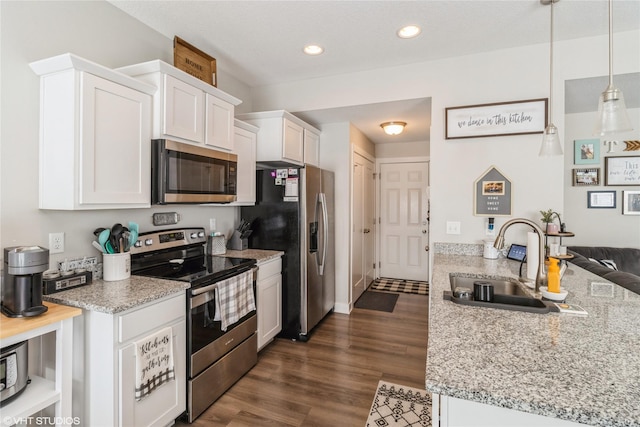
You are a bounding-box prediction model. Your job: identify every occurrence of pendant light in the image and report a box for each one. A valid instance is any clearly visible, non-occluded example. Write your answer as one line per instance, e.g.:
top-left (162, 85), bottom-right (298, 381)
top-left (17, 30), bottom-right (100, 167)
top-left (594, 0), bottom-right (633, 136)
top-left (539, 0), bottom-right (563, 156)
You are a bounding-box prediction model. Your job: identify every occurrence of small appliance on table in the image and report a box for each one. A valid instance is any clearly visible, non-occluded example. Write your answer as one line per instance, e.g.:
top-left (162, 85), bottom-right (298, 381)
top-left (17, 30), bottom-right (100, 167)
top-left (129, 227), bottom-right (257, 422)
top-left (2, 246), bottom-right (49, 318)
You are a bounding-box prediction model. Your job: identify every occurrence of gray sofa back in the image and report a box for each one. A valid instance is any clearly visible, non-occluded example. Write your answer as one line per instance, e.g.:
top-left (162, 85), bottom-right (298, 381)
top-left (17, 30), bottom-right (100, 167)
top-left (567, 246), bottom-right (640, 295)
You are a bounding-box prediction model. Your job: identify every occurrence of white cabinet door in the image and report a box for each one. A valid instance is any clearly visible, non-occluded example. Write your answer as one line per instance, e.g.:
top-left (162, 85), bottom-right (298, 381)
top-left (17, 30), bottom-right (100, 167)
top-left (282, 118), bottom-right (304, 164)
top-left (233, 126), bottom-right (257, 205)
top-left (256, 257), bottom-right (282, 350)
top-left (80, 72), bottom-right (151, 206)
top-left (119, 319), bottom-right (187, 427)
top-left (304, 128), bottom-right (320, 166)
top-left (205, 94), bottom-right (234, 151)
top-left (163, 74), bottom-right (204, 142)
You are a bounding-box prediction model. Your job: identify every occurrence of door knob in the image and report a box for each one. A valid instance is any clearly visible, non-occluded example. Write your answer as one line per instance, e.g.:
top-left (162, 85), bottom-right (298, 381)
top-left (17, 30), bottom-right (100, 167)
top-left (363, 228), bottom-right (371, 234)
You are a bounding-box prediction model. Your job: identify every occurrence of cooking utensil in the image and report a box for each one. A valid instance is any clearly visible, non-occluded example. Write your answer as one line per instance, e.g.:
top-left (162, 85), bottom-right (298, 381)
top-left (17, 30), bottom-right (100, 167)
top-left (93, 227), bottom-right (106, 237)
top-left (110, 223), bottom-right (123, 253)
top-left (98, 229), bottom-right (110, 252)
top-left (92, 241), bottom-right (105, 253)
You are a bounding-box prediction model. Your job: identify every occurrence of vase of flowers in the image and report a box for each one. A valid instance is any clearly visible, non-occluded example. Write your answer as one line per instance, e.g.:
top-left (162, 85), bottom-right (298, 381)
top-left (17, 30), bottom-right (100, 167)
top-left (540, 209), bottom-right (559, 233)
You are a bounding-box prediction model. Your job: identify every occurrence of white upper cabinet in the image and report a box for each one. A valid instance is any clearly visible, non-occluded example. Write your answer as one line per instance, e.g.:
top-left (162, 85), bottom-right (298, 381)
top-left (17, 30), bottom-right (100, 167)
top-left (163, 74), bottom-right (204, 142)
top-left (236, 110), bottom-right (321, 167)
top-left (231, 119), bottom-right (258, 205)
top-left (30, 53), bottom-right (155, 210)
top-left (118, 60), bottom-right (241, 151)
top-left (303, 128), bottom-right (320, 166)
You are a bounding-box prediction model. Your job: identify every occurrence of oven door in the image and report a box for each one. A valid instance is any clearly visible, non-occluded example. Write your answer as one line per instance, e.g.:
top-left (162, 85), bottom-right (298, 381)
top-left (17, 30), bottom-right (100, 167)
top-left (187, 268), bottom-right (257, 378)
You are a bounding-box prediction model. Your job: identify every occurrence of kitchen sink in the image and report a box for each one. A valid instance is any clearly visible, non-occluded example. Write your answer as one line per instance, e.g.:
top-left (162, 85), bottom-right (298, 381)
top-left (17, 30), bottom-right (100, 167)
top-left (444, 273), bottom-right (553, 314)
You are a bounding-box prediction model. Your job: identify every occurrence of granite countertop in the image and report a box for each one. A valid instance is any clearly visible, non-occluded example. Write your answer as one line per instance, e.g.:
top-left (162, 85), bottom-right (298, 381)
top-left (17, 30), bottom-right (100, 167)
top-left (222, 249), bottom-right (284, 264)
top-left (43, 276), bottom-right (189, 315)
top-left (43, 250), bottom-right (283, 315)
top-left (426, 253), bottom-right (640, 427)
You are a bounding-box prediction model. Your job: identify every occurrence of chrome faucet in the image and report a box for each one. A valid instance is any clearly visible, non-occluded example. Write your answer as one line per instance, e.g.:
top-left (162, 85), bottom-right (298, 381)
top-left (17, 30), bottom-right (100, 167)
top-left (494, 218), bottom-right (546, 293)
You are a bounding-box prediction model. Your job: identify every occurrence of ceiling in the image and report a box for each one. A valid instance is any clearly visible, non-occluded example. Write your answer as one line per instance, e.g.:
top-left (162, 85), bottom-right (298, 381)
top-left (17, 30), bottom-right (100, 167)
top-left (109, 1), bottom-right (640, 144)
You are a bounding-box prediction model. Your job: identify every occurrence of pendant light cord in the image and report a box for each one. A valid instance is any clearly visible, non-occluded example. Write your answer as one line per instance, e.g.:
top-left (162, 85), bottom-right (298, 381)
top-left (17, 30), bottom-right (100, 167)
top-left (548, 0), bottom-right (554, 124)
top-left (608, 0), bottom-right (614, 87)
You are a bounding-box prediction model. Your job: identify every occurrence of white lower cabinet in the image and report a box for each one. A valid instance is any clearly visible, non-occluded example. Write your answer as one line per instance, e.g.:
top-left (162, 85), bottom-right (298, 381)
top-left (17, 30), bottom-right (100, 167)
top-left (256, 257), bottom-right (282, 350)
top-left (77, 293), bottom-right (186, 427)
top-left (434, 394), bottom-right (584, 427)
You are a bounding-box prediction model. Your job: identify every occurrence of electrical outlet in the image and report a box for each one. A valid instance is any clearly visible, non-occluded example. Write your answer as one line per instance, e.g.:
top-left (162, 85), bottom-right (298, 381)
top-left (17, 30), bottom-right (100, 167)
top-left (49, 232), bottom-right (65, 254)
top-left (209, 218), bottom-right (217, 232)
top-left (446, 221), bottom-right (461, 235)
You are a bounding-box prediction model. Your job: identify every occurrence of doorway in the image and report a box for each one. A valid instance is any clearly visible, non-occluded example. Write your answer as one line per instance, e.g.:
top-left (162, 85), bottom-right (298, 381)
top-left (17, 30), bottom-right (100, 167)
top-left (378, 161), bottom-right (429, 281)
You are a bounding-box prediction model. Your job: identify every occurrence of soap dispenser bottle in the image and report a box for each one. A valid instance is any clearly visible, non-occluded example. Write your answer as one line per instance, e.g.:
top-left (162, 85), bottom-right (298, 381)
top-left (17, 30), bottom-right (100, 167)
top-left (547, 257), bottom-right (561, 293)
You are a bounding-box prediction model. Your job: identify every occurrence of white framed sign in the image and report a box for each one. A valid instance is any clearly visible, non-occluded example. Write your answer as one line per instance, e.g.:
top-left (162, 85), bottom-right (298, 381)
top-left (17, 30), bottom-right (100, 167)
top-left (445, 98), bottom-right (548, 139)
top-left (605, 156), bottom-right (640, 186)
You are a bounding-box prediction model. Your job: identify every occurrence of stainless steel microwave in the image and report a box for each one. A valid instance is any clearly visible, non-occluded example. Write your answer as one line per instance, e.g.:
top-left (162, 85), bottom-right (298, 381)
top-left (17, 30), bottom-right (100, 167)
top-left (152, 139), bottom-right (237, 204)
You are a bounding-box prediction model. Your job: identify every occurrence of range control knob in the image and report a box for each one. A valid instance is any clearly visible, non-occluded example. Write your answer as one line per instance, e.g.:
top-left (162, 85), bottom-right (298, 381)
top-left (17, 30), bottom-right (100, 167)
top-left (198, 231), bottom-right (205, 238)
top-left (144, 238), bottom-right (153, 246)
top-left (134, 240), bottom-right (142, 248)
top-left (190, 232), bottom-right (198, 239)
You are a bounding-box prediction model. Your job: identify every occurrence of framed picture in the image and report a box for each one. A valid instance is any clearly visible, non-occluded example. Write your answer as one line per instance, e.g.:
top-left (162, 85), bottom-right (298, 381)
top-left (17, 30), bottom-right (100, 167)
top-left (572, 168), bottom-right (600, 186)
top-left (445, 98), bottom-right (547, 139)
top-left (474, 166), bottom-right (512, 216)
top-left (605, 156), bottom-right (640, 186)
top-left (622, 191), bottom-right (640, 215)
top-left (574, 139), bottom-right (600, 165)
top-left (587, 191), bottom-right (616, 208)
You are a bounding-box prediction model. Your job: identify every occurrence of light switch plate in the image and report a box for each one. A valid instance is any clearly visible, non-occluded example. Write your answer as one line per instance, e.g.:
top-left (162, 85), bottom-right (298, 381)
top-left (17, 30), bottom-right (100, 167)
top-left (446, 221), bottom-right (461, 235)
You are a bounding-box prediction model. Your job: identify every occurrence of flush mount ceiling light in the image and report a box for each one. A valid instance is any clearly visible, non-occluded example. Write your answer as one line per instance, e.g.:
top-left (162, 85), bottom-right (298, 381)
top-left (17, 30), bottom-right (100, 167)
top-left (380, 121), bottom-right (406, 135)
top-left (594, 0), bottom-right (633, 136)
top-left (397, 25), bottom-right (421, 39)
top-left (539, 0), bottom-right (563, 157)
top-left (303, 44), bottom-right (324, 55)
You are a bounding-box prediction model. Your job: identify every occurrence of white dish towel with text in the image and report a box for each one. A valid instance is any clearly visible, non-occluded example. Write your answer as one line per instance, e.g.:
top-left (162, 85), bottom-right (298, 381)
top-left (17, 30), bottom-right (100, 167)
top-left (134, 327), bottom-right (175, 401)
top-left (214, 269), bottom-right (256, 331)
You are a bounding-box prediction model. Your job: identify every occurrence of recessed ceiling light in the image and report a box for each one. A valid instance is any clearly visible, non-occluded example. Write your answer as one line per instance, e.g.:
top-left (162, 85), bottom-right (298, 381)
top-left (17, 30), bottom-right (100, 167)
top-left (303, 44), bottom-right (324, 55)
top-left (397, 25), bottom-right (421, 39)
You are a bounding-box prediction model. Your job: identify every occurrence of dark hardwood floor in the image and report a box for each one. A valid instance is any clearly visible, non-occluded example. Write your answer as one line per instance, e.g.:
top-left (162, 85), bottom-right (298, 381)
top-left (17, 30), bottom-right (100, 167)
top-left (180, 291), bottom-right (429, 426)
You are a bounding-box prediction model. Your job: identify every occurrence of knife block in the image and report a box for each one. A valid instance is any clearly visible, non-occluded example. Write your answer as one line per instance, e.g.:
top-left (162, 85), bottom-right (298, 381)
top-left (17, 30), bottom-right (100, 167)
top-left (227, 231), bottom-right (248, 251)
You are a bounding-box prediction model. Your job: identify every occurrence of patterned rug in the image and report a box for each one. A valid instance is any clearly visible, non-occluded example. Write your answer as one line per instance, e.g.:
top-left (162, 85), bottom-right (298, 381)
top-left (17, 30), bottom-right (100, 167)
top-left (370, 278), bottom-right (429, 295)
top-left (366, 380), bottom-right (432, 426)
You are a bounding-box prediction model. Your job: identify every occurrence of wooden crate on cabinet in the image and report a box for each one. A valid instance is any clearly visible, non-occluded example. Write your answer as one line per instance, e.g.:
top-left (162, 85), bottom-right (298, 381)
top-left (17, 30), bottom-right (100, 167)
top-left (30, 53), bottom-right (155, 210)
top-left (236, 110), bottom-right (321, 166)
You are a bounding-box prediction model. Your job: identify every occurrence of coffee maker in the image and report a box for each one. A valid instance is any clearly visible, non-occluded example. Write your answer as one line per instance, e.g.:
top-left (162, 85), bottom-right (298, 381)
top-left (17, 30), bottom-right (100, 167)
top-left (1, 246), bottom-right (49, 318)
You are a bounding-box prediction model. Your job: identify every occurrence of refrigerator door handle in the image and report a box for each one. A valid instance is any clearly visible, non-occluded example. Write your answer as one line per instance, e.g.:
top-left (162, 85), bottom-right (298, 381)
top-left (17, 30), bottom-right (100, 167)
top-left (318, 192), bottom-right (328, 276)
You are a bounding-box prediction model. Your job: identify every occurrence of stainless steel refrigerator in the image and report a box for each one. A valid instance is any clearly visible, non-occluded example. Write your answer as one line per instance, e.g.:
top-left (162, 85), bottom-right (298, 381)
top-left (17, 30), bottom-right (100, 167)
top-left (241, 164), bottom-right (335, 341)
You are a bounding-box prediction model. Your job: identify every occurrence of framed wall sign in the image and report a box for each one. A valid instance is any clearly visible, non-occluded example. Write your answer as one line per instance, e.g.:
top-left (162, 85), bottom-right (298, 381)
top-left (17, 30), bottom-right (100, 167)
top-left (622, 191), bottom-right (640, 215)
top-left (572, 168), bottom-right (600, 186)
top-left (605, 156), bottom-right (640, 186)
top-left (445, 98), bottom-right (547, 139)
top-left (574, 138), bottom-right (600, 165)
top-left (587, 191), bottom-right (616, 208)
top-left (474, 166), bottom-right (512, 216)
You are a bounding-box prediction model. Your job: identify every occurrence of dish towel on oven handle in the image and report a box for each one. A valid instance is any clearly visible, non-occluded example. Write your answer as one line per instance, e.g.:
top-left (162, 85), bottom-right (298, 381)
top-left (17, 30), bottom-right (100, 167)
top-left (134, 326), bottom-right (175, 401)
top-left (214, 269), bottom-right (256, 331)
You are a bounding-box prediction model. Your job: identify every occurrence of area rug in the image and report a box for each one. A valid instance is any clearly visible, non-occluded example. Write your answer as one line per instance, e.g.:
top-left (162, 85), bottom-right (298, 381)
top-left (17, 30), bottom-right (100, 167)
top-left (370, 278), bottom-right (429, 296)
top-left (366, 380), bottom-right (432, 426)
top-left (354, 291), bottom-right (399, 312)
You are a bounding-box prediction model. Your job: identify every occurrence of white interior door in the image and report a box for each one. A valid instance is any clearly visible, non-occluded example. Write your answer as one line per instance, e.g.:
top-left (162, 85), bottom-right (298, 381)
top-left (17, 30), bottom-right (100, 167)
top-left (352, 159), bottom-right (365, 302)
top-left (351, 152), bottom-right (376, 303)
top-left (380, 162), bottom-right (429, 281)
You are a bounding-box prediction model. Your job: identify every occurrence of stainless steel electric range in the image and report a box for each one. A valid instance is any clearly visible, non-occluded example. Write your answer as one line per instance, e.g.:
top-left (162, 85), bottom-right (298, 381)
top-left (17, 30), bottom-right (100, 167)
top-left (130, 227), bottom-right (257, 423)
